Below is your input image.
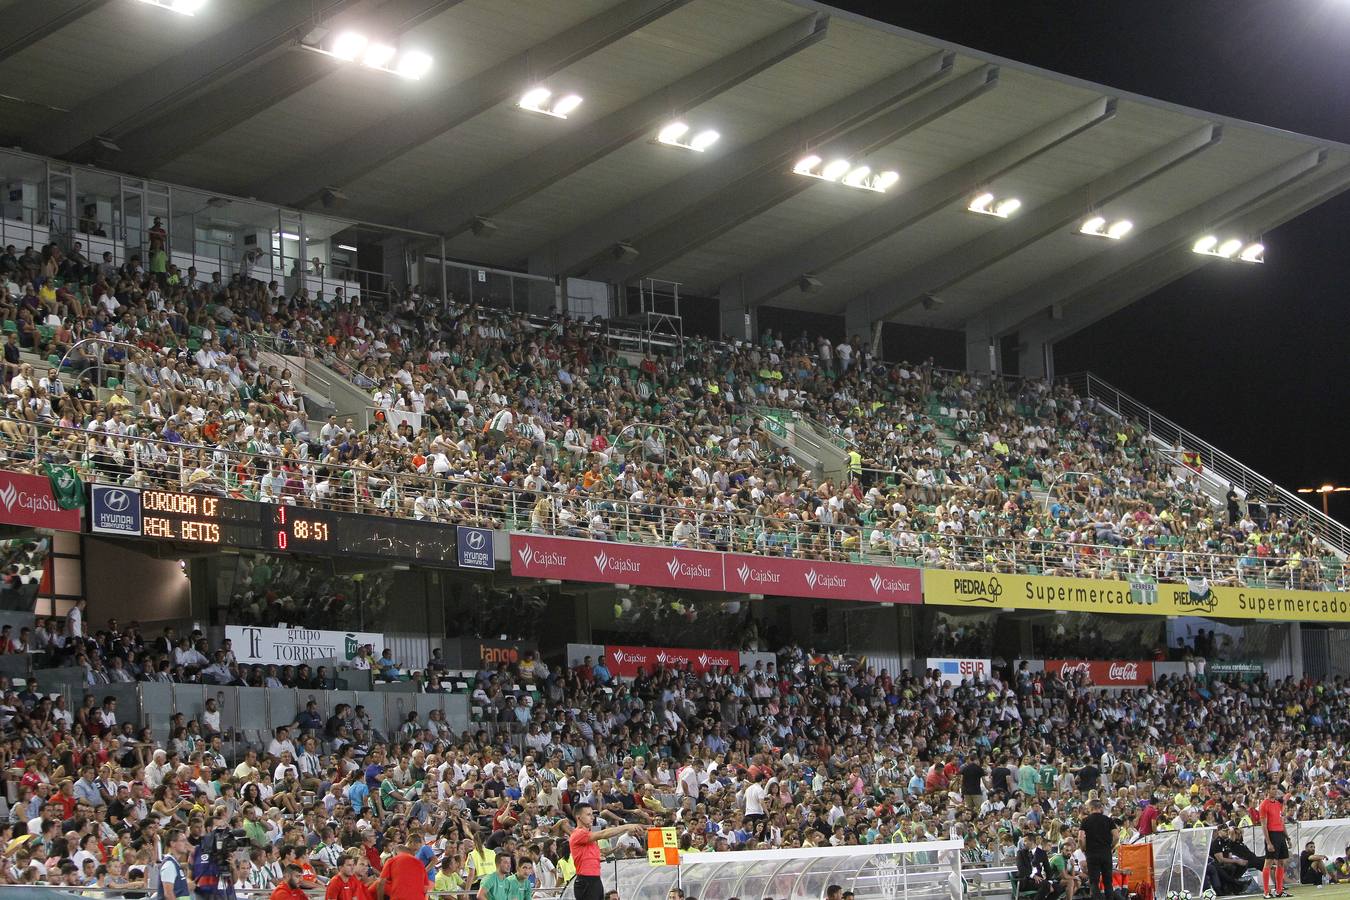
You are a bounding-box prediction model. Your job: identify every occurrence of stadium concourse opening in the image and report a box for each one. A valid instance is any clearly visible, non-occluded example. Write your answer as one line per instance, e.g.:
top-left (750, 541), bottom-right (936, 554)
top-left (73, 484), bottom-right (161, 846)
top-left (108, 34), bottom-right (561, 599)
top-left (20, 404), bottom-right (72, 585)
top-left (0, 0), bottom-right (1348, 898)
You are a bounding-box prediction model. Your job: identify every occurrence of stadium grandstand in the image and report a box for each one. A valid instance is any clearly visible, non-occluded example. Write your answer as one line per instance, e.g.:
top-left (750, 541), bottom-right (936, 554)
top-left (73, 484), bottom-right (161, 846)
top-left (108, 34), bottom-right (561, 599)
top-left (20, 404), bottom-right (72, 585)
top-left (0, 3), bottom-right (1344, 900)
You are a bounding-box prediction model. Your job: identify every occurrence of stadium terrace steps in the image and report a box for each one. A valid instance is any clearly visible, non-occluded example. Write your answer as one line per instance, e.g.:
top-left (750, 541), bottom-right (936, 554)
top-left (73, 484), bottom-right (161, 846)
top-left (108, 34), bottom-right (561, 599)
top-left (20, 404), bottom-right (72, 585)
top-left (753, 407), bottom-right (848, 480)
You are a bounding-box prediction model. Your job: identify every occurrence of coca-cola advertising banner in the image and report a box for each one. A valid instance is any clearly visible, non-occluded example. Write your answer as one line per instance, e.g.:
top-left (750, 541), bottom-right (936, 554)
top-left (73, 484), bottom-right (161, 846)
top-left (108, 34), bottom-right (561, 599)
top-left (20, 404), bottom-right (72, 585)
top-left (509, 534), bottom-right (921, 603)
top-left (1049, 659), bottom-right (1153, 687)
top-left (0, 470), bottom-right (81, 531)
top-left (510, 534), bottom-right (723, 590)
top-left (723, 553), bottom-right (921, 603)
top-left (604, 644), bottom-right (740, 678)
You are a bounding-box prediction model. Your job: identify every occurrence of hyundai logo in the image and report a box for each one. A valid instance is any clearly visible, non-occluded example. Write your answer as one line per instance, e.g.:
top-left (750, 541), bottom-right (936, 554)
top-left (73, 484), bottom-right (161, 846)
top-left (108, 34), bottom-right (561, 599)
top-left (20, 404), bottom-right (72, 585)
top-left (465, 530), bottom-right (485, 550)
top-left (104, 489), bottom-right (132, 513)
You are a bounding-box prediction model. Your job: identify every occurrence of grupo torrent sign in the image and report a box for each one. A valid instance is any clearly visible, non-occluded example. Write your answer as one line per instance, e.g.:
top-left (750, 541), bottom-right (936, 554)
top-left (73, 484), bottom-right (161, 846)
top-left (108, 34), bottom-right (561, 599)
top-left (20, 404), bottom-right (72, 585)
top-left (228, 625), bottom-right (384, 665)
top-left (1048, 659), bottom-right (1153, 687)
top-left (604, 644), bottom-right (740, 678)
top-left (0, 470), bottom-right (81, 531)
top-left (510, 534), bottom-right (723, 591)
top-left (722, 553), bottom-right (920, 603)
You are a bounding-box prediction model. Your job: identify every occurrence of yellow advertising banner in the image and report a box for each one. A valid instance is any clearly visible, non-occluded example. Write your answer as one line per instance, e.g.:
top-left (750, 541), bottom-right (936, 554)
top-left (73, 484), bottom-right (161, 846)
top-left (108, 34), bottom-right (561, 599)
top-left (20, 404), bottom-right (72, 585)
top-left (922, 570), bottom-right (1350, 622)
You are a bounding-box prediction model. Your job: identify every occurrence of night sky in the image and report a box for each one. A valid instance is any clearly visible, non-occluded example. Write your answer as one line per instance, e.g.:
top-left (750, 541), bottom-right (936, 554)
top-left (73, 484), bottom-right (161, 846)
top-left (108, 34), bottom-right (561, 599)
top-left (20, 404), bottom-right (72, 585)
top-left (828, 0), bottom-right (1350, 521)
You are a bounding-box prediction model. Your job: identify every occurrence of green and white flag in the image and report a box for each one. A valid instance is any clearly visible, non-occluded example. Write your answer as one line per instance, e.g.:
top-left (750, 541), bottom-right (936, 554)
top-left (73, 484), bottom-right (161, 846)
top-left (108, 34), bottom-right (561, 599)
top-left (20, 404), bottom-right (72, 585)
top-left (43, 463), bottom-right (85, 510)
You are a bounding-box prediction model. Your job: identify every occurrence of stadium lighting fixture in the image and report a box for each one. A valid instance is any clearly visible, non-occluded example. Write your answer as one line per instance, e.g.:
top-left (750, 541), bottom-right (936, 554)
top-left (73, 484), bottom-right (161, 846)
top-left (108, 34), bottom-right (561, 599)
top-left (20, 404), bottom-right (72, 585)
top-left (519, 88), bottom-right (583, 119)
top-left (137, 0), bottom-right (206, 14)
top-left (362, 43), bottom-right (397, 69)
top-left (1297, 483), bottom-right (1350, 515)
top-left (1193, 235), bottom-right (1264, 263)
top-left (968, 192), bottom-right (1022, 219)
top-left (794, 155), bottom-right (898, 192)
top-left (793, 155), bottom-right (822, 175)
top-left (1079, 215), bottom-right (1133, 240)
top-left (303, 32), bottom-right (434, 80)
top-left (331, 31), bottom-right (368, 60)
top-left (336, 243), bottom-right (358, 252)
top-left (656, 122), bottom-right (720, 152)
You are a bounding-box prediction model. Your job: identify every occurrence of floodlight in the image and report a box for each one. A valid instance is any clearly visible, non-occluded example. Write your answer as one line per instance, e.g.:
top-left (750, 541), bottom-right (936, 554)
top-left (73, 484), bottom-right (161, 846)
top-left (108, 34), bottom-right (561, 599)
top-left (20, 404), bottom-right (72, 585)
top-left (331, 31), bottom-right (368, 61)
top-left (820, 159), bottom-right (851, 181)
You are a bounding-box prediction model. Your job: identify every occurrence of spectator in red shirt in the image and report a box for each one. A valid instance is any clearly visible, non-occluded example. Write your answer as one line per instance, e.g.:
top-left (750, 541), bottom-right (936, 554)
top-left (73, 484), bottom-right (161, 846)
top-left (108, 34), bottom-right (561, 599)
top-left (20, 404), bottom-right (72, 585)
top-left (270, 866), bottom-right (309, 900)
top-left (377, 845), bottom-right (429, 900)
top-left (325, 854), bottom-right (372, 900)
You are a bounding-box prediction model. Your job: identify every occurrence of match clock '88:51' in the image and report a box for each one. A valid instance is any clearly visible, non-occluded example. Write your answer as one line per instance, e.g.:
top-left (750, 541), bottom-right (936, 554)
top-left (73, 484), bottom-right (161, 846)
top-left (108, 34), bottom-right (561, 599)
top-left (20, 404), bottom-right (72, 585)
top-left (271, 506), bottom-right (334, 551)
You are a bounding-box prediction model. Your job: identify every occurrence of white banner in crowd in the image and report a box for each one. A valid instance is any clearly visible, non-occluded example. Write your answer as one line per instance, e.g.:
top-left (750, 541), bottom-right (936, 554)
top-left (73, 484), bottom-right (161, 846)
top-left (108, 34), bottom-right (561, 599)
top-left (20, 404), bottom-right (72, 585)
top-left (926, 657), bottom-right (993, 685)
top-left (227, 625), bottom-right (385, 665)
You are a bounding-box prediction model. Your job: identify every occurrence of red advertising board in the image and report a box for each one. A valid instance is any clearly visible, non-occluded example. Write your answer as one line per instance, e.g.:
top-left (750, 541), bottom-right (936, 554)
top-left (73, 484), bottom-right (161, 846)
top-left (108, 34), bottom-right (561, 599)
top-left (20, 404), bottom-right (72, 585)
top-left (510, 534), bottom-right (724, 591)
top-left (604, 644), bottom-right (740, 678)
top-left (0, 470), bottom-right (80, 531)
top-left (722, 553), bottom-right (921, 603)
top-left (508, 534), bottom-right (922, 603)
top-left (1048, 659), bottom-right (1153, 686)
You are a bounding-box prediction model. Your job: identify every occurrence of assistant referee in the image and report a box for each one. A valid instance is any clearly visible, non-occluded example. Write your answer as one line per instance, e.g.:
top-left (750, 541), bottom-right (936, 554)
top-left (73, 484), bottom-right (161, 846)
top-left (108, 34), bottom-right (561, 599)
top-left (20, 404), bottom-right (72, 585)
top-left (568, 803), bottom-right (646, 900)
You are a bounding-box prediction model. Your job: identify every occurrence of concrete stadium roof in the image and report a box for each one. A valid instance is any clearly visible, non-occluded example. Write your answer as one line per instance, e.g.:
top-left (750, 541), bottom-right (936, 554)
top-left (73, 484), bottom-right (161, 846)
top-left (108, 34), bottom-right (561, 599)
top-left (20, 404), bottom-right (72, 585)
top-left (4, 0), bottom-right (1347, 340)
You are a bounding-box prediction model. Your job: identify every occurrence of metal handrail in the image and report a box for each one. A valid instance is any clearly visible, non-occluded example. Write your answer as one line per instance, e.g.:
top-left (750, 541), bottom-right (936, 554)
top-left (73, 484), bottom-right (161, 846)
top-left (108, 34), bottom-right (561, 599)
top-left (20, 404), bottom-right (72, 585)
top-left (1064, 371), bottom-right (1350, 555)
top-left (1, 418), bottom-right (1342, 589)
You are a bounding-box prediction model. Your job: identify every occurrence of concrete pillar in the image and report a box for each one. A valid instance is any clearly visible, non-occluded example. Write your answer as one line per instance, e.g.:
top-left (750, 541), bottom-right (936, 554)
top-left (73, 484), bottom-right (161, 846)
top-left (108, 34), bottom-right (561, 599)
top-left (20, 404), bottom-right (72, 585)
top-left (965, 318), bottom-right (998, 373)
top-left (843, 292), bottom-right (881, 345)
top-left (718, 281), bottom-right (755, 342)
top-left (1014, 318), bottom-right (1058, 379)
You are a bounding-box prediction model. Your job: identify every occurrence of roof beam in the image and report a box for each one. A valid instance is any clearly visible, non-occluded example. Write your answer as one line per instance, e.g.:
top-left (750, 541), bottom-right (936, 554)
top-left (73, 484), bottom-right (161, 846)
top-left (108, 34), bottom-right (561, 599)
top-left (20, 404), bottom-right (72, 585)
top-left (853, 122), bottom-right (1222, 322)
top-left (1012, 157), bottom-right (1350, 346)
top-left (35, 0), bottom-right (373, 157)
top-left (589, 63), bottom-right (1000, 284)
top-left (0, 0), bottom-right (111, 65)
top-left (971, 147), bottom-right (1330, 340)
top-left (406, 14), bottom-right (830, 237)
top-left (246, 0), bottom-right (694, 208)
top-left (728, 96), bottom-right (1117, 309)
top-left (112, 0), bottom-right (459, 176)
top-left (533, 51), bottom-right (955, 278)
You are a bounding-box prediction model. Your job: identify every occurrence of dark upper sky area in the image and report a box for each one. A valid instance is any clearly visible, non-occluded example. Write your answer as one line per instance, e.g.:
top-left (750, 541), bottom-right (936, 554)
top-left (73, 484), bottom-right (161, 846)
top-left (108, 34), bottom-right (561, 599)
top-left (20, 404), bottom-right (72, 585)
top-left (828, 0), bottom-right (1350, 521)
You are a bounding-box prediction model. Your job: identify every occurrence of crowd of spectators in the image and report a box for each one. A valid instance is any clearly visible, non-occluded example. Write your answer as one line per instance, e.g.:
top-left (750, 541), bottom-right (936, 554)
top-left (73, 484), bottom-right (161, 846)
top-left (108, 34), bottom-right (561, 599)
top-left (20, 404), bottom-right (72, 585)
top-left (0, 633), bottom-right (1346, 895)
top-left (0, 248), bottom-right (1341, 590)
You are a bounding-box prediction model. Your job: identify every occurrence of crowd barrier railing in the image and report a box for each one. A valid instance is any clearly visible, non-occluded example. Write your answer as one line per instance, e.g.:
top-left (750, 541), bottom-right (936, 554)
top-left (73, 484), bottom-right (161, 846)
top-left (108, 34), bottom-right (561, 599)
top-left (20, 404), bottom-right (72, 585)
top-left (0, 417), bottom-right (1342, 591)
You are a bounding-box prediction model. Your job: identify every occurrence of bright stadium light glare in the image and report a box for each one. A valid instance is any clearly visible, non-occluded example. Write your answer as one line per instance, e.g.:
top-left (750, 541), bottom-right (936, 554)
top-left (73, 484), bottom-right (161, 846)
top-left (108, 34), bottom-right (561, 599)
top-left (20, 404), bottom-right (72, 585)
top-left (657, 122), bottom-right (690, 144)
top-left (689, 129), bottom-right (720, 151)
top-left (138, 0), bottom-right (206, 15)
top-left (820, 159), bottom-right (851, 181)
top-left (793, 155), bottom-right (821, 175)
top-left (395, 50), bottom-right (433, 80)
top-left (795, 156), bottom-right (896, 192)
top-left (331, 31), bottom-right (368, 60)
top-left (1196, 235), bottom-right (1265, 264)
top-left (362, 43), bottom-right (397, 69)
top-left (842, 165), bottom-right (871, 187)
top-left (970, 193), bottom-right (1019, 218)
top-left (552, 94), bottom-right (584, 117)
top-left (1106, 219), bottom-right (1133, 239)
top-left (519, 87), bottom-right (551, 110)
top-left (1080, 215), bottom-right (1132, 240)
